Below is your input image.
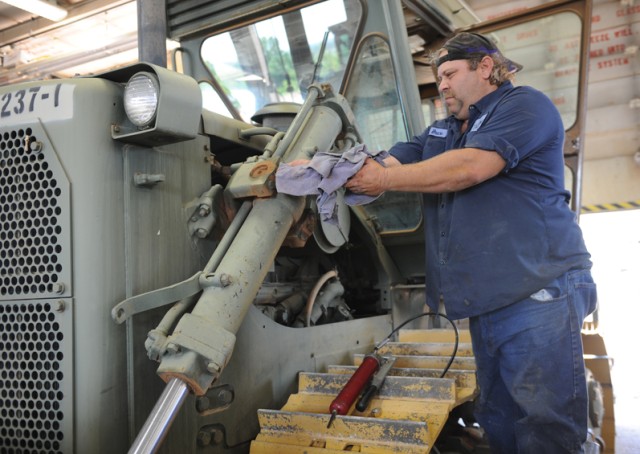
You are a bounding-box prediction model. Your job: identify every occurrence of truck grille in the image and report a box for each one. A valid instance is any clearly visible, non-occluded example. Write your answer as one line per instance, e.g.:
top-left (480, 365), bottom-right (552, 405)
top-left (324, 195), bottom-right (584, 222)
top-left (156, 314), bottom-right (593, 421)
top-left (0, 128), bottom-right (66, 299)
top-left (0, 126), bottom-right (73, 452)
top-left (0, 301), bottom-right (71, 454)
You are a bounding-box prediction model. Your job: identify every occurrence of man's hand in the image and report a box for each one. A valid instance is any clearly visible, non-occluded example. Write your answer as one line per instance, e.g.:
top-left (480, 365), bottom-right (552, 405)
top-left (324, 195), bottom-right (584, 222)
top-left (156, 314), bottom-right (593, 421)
top-left (346, 158), bottom-right (388, 196)
top-left (287, 159), bottom-right (310, 166)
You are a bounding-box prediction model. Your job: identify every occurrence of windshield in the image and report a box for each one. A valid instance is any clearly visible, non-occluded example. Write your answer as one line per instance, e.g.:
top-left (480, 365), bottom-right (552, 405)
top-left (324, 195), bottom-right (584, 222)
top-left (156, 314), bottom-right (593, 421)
top-left (344, 34), bottom-right (423, 234)
top-left (200, 0), bottom-right (363, 122)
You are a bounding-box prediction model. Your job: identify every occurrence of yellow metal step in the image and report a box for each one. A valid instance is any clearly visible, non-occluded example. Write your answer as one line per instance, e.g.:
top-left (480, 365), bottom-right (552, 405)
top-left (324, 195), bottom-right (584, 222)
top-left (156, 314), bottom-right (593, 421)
top-left (297, 372), bottom-right (457, 403)
top-left (328, 365), bottom-right (477, 402)
top-left (252, 410), bottom-right (432, 453)
top-left (279, 392), bottom-right (454, 444)
top-left (354, 353), bottom-right (476, 371)
top-left (250, 328), bottom-right (478, 453)
top-left (378, 341), bottom-right (474, 357)
top-left (398, 328), bottom-right (471, 343)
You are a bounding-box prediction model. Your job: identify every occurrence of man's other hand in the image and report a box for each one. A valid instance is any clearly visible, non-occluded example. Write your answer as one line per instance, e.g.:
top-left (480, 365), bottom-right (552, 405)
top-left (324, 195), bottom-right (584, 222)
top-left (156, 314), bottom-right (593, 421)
top-left (345, 158), bottom-right (387, 196)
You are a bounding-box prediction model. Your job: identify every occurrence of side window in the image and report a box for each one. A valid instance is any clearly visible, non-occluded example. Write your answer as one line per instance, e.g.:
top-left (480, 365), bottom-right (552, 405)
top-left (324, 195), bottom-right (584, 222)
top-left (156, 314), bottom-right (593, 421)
top-left (344, 34), bottom-right (408, 150)
top-left (482, 12), bottom-right (582, 129)
top-left (344, 34), bottom-right (422, 234)
top-left (199, 81), bottom-right (233, 117)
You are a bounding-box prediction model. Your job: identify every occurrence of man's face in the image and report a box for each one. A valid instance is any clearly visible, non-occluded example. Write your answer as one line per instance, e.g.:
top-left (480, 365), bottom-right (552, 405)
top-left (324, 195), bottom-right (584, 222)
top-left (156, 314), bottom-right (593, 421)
top-left (436, 53), bottom-right (492, 121)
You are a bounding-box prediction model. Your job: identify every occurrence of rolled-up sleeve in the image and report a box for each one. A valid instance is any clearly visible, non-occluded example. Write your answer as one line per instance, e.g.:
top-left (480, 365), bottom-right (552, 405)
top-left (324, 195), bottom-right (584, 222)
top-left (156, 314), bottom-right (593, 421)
top-left (389, 130), bottom-right (429, 164)
top-left (465, 134), bottom-right (520, 171)
top-left (464, 87), bottom-right (564, 174)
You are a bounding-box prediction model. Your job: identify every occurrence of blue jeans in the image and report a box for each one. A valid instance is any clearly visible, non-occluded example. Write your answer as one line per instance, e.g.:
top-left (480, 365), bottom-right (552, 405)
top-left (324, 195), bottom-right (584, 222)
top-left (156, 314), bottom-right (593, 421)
top-left (469, 269), bottom-right (597, 454)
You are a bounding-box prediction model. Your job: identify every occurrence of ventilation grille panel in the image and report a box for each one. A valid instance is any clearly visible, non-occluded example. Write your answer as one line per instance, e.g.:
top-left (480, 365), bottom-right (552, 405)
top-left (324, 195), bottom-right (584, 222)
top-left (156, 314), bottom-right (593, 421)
top-left (0, 300), bottom-right (73, 454)
top-left (0, 127), bottom-right (71, 301)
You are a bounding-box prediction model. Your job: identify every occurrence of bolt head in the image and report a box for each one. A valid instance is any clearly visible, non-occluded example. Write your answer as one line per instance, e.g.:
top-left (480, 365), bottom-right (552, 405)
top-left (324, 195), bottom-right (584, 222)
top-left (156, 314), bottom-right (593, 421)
top-left (195, 396), bottom-right (210, 412)
top-left (52, 282), bottom-right (65, 294)
top-left (165, 343), bottom-right (180, 355)
top-left (196, 430), bottom-right (211, 447)
top-left (206, 361), bottom-right (220, 374)
top-left (216, 388), bottom-right (233, 405)
top-left (211, 428), bottom-right (224, 445)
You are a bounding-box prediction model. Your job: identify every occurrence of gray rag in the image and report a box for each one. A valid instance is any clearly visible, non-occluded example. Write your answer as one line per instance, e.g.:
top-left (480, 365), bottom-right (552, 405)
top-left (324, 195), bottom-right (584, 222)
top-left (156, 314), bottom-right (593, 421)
top-left (275, 144), bottom-right (388, 224)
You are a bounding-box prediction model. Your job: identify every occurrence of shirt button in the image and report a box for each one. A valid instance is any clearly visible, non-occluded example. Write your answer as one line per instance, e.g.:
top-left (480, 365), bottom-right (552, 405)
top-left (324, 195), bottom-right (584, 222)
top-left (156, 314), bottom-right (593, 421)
top-left (464, 299), bottom-right (470, 306)
top-left (440, 231), bottom-right (445, 237)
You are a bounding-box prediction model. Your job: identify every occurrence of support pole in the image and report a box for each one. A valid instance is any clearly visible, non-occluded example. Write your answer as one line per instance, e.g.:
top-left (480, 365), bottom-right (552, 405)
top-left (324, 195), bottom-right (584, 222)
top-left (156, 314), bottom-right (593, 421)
top-left (137, 0), bottom-right (167, 67)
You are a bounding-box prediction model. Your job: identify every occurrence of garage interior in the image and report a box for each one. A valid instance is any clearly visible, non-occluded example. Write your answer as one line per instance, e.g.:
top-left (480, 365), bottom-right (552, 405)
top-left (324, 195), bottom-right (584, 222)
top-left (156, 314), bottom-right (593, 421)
top-left (0, 1), bottom-right (637, 452)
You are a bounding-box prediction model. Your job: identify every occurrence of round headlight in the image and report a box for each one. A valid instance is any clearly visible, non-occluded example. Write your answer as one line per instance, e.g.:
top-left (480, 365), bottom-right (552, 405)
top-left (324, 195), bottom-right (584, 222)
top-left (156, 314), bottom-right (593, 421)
top-left (124, 72), bottom-right (159, 128)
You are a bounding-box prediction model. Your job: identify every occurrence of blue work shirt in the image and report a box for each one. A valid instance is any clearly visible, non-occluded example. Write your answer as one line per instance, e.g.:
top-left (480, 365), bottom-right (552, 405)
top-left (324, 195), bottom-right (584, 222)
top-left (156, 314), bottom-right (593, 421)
top-left (389, 82), bottom-right (591, 319)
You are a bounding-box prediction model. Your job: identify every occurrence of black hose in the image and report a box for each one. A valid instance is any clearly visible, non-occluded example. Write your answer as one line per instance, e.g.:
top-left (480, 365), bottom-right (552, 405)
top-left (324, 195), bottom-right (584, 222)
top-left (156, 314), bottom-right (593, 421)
top-left (374, 312), bottom-right (459, 378)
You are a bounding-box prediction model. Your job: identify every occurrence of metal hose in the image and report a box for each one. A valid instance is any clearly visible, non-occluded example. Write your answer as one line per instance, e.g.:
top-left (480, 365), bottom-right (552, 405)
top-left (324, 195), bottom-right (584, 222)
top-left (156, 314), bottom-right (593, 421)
top-left (304, 269), bottom-right (338, 327)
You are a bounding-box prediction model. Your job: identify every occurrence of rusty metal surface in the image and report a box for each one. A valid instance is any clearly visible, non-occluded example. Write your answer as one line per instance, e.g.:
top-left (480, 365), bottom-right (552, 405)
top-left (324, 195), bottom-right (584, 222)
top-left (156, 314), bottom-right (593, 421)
top-left (299, 372), bottom-right (457, 403)
top-left (379, 341), bottom-right (474, 357)
top-left (255, 410), bottom-right (432, 453)
top-left (355, 353), bottom-right (477, 371)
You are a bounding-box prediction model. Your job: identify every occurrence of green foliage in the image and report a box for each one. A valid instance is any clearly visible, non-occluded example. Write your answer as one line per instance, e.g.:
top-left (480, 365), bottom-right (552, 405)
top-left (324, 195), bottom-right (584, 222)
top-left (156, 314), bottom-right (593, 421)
top-left (261, 36), bottom-right (299, 96)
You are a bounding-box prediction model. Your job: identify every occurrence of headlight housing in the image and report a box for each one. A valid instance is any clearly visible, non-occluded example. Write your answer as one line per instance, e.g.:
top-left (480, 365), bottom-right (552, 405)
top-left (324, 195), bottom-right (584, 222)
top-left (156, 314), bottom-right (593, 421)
top-left (108, 63), bottom-right (201, 146)
top-left (124, 72), bottom-right (159, 128)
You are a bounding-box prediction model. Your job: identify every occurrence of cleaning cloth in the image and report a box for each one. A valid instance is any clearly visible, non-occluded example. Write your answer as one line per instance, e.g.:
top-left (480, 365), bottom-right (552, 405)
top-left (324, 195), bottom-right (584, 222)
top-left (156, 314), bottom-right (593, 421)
top-left (275, 144), bottom-right (388, 225)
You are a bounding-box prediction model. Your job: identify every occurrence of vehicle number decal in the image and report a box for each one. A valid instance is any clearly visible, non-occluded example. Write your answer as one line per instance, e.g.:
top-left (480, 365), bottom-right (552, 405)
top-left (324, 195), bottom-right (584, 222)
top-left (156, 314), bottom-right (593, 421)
top-left (0, 83), bottom-right (74, 125)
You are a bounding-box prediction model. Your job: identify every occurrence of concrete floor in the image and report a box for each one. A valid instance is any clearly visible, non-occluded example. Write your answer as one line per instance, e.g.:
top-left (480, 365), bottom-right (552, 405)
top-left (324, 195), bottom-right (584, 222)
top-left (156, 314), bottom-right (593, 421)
top-left (581, 211), bottom-right (640, 454)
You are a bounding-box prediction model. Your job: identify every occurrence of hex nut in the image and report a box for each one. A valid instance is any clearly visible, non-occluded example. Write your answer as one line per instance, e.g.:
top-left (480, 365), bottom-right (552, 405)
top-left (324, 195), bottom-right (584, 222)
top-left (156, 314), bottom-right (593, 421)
top-left (196, 430), bottom-right (211, 447)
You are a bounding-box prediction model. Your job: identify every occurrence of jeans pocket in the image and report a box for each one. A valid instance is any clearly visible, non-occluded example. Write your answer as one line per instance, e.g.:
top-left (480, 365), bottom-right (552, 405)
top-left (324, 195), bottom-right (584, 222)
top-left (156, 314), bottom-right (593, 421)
top-left (574, 281), bottom-right (598, 318)
top-left (570, 269), bottom-right (598, 319)
top-left (530, 274), bottom-right (566, 303)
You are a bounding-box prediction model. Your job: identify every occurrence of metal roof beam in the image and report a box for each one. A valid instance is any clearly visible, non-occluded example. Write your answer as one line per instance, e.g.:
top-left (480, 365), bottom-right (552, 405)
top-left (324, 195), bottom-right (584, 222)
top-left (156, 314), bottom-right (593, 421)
top-left (0, 0), bottom-right (134, 48)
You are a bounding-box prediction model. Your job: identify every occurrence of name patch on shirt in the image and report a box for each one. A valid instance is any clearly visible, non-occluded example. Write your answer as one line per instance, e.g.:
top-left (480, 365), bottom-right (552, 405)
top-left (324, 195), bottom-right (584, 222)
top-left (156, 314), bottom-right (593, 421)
top-left (429, 127), bottom-right (448, 138)
top-left (470, 114), bottom-right (487, 132)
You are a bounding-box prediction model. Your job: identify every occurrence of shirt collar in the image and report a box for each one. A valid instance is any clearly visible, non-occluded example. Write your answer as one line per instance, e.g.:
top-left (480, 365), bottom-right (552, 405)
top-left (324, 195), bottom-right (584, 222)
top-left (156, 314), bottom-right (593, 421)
top-left (445, 81), bottom-right (513, 130)
top-left (469, 81), bottom-right (514, 114)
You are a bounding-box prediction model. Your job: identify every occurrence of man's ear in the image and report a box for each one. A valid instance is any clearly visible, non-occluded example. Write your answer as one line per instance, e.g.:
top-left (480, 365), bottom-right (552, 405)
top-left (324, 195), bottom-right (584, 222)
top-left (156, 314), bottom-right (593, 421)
top-left (479, 56), bottom-right (494, 80)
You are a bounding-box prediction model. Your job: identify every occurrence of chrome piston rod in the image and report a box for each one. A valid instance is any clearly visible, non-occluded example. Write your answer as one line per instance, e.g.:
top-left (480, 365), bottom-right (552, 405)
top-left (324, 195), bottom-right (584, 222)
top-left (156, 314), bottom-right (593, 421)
top-left (128, 378), bottom-right (189, 454)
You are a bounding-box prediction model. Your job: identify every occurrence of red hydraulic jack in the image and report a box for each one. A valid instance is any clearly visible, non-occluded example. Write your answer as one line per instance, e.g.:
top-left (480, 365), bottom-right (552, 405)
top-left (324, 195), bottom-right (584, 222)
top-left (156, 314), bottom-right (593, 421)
top-left (326, 312), bottom-right (456, 428)
top-left (326, 353), bottom-right (396, 428)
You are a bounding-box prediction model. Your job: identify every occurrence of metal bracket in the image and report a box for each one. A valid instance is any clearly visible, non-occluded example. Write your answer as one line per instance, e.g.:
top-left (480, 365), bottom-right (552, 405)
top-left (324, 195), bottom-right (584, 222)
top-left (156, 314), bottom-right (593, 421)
top-left (111, 272), bottom-right (202, 324)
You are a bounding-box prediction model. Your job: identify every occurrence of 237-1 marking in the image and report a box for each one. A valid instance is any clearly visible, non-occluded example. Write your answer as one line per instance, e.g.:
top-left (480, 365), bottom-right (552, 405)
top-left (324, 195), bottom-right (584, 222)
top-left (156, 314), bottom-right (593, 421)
top-left (1, 84), bottom-right (62, 118)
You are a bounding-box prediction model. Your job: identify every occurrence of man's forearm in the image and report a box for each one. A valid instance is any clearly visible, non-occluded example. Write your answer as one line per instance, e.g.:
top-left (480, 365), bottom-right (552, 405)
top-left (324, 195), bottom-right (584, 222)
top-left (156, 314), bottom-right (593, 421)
top-left (383, 148), bottom-right (505, 193)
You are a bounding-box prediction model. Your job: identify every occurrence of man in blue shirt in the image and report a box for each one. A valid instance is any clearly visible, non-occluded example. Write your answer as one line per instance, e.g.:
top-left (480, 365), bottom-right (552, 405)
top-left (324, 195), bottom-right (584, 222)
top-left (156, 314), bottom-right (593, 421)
top-left (346, 32), bottom-right (597, 453)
